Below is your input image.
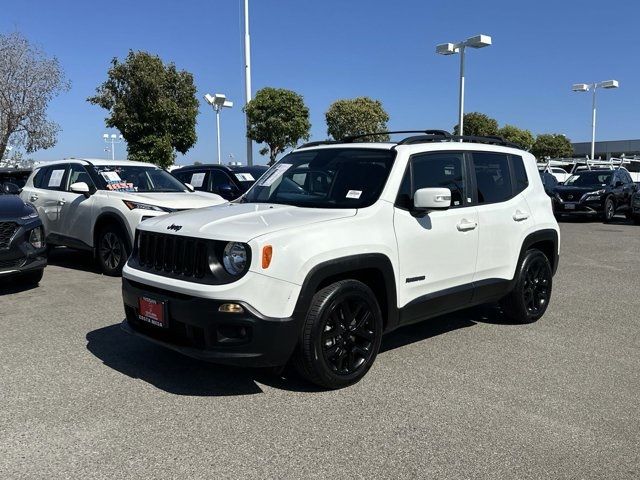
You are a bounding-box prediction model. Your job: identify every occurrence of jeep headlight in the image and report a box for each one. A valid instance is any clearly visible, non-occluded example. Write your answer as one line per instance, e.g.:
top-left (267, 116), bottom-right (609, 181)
top-left (29, 226), bottom-right (44, 249)
top-left (222, 242), bottom-right (248, 276)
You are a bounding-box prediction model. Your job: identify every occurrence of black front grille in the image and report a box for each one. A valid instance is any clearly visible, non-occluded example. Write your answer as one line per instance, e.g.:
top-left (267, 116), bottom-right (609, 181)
top-left (0, 222), bottom-right (18, 249)
top-left (558, 191), bottom-right (583, 202)
top-left (137, 231), bottom-right (208, 279)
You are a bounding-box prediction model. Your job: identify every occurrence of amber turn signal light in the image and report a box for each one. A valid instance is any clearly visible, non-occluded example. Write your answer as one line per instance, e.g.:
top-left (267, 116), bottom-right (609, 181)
top-left (262, 245), bottom-right (273, 269)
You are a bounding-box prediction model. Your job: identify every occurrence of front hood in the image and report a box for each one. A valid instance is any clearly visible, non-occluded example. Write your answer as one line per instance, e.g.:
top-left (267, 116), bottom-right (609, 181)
top-left (139, 203), bottom-right (357, 241)
top-left (110, 191), bottom-right (226, 209)
top-left (0, 194), bottom-right (35, 219)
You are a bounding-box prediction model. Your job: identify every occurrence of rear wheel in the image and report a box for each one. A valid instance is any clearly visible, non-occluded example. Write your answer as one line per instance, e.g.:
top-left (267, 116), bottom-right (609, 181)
top-left (294, 280), bottom-right (383, 389)
top-left (501, 249), bottom-right (553, 323)
top-left (97, 225), bottom-right (130, 276)
top-left (603, 197), bottom-right (616, 223)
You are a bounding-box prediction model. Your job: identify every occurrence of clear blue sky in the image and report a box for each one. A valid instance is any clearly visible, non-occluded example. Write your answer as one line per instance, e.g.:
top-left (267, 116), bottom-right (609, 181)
top-left (3, 0), bottom-right (639, 165)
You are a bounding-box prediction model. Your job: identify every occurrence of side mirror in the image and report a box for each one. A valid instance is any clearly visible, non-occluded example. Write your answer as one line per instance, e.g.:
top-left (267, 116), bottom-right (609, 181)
top-left (615, 180), bottom-right (624, 187)
top-left (413, 187), bottom-right (451, 213)
top-left (70, 182), bottom-right (91, 196)
top-left (184, 183), bottom-right (195, 192)
top-left (218, 184), bottom-right (238, 198)
top-left (2, 182), bottom-right (22, 195)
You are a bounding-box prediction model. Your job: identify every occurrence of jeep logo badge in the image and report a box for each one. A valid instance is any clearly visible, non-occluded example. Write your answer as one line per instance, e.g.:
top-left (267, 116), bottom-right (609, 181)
top-left (167, 224), bottom-right (182, 232)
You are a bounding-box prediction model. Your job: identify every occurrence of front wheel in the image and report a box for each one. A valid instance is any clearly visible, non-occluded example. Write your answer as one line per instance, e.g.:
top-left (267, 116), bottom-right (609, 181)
top-left (501, 249), bottom-right (553, 323)
top-left (97, 225), bottom-right (130, 276)
top-left (603, 197), bottom-right (616, 223)
top-left (294, 280), bottom-right (383, 389)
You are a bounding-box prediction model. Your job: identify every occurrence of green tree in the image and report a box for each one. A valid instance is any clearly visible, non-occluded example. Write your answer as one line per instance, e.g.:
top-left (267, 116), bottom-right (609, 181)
top-left (244, 87), bottom-right (311, 165)
top-left (325, 96), bottom-right (389, 141)
top-left (0, 32), bottom-right (70, 160)
top-left (532, 134), bottom-right (573, 159)
top-left (453, 112), bottom-right (499, 136)
top-left (88, 51), bottom-right (198, 168)
top-left (497, 124), bottom-right (535, 151)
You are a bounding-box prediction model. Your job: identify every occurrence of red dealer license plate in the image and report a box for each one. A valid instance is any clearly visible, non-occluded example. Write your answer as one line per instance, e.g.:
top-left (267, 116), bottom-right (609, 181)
top-left (138, 297), bottom-right (168, 328)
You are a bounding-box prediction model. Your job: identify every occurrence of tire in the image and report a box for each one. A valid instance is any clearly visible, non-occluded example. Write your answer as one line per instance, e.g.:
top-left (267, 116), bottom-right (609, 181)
top-left (96, 224), bottom-right (130, 276)
top-left (18, 269), bottom-right (44, 286)
top-left (634, 215), bottom-right (640, 226)
top-left (294, 280), bottom-right (383, 389)
top-left (603, 196), bottom-right (616, 223)
top-left (501, 249), bottom-right (553, 324)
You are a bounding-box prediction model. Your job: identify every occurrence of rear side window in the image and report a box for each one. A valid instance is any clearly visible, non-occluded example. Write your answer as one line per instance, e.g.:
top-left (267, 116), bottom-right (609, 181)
top-left (472, 152), bottom-right (513, 204)
top-left (32, 168), bottom-right (47, 188)
top-left (511, 155), bottom-right (529, 194)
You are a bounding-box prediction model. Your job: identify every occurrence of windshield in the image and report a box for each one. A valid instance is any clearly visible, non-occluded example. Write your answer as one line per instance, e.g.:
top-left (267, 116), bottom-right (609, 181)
top-left (242, 148), bottom-right (396, 208)
top-left (93, 165), bottom-right (187, 193)
top-left (564, 171), bottom-right (612, 187)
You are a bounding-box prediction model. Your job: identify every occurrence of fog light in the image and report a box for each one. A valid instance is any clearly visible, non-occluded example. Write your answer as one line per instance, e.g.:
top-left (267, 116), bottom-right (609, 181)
top-left (218, 303), bottom-right (244, 314)
top-left (29, 227), bottom-right (44, 249)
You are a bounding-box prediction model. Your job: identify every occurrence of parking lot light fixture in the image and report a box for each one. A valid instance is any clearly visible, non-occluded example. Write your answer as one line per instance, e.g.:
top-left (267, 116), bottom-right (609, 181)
top-left (102, 133), bottom-right (124, 161)
top-left (436, 34), bottom-right (492, 138)
top-left (572, 80), bottom-right (619, 160)
top-left (204, 93), bottom-right (234, 165)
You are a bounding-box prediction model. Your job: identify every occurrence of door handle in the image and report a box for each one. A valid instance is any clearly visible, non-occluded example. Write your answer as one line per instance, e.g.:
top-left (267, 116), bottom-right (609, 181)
top-left (513, 210), bottom-right (530, 222)
top-left (29, 195), bottom-right (38, 202)
top-left (457, 219), bottom-right (477, 231)
top-left (57, 199), bottom-right (66, 206)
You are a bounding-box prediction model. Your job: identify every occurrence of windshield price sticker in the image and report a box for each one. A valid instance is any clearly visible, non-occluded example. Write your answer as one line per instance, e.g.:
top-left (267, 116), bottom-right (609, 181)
top-left (259, 164), bottom-right (292, 187)
top-left (235, 172), bottom-right (255, 182)
top-left (106, 182), bottom-right (135, 192)
top-left (100, 171), bottom-right (122, 183)
top-left (190, 172), bottom-right (206, 188)
top-left (346, 190), bottom-right (362, 199)
top-left (48, 169), bottom-right (65, 187)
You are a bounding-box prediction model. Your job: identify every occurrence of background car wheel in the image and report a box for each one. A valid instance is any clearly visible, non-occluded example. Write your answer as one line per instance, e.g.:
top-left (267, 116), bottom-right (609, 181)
top-left (501, 249), bottom-right (553, 324)
top-left (294, 279), bottom-right (383, 389)
top-left (97, 225), bottom-right (130, 276)
top-left (603, 197), bottom-right (615, 223)
top-left (18, 269), bottom-right (44, 286)
top-left (634, 215), bottom-right (640, 226)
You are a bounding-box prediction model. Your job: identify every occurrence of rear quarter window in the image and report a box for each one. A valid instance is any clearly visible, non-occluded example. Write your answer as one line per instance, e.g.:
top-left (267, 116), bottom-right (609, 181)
top-left (511, 155), bottom-right (529, 194)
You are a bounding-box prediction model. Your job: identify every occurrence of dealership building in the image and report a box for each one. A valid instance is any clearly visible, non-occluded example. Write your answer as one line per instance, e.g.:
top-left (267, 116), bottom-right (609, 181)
top-left (571, 139), bottom-right (640, 159)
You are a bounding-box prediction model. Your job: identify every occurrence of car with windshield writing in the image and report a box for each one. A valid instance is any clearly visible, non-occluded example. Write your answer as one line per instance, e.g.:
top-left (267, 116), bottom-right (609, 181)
top-left (121, 130), bottom-right (560, 389)
top-left (172, 164), bottom-right (268, 201)
top-left (20, 159), bottom-right (226, 275)
top-left (553, 167), bottom-right (637, 221)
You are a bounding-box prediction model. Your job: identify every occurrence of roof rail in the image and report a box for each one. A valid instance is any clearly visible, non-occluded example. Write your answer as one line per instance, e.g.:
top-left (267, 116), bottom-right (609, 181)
top-left (297, 140), bottom-right (341, 149)
top-left (342, 130), bottom-right (452, 143)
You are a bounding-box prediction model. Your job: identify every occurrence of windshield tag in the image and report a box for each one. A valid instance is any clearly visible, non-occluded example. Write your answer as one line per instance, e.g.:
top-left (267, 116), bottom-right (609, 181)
top-left (346, 190), bottom-right (362, 199)
top-left (235, 173), bottom-right (255, 182)
top-left (259, 164), bottom-right (292, 187)
top-left (101, 171), bottom-right (122, 183)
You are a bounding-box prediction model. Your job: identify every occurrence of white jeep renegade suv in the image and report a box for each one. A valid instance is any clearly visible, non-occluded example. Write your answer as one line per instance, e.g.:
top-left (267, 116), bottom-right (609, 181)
top-left (121, 131), bottom-right (560, 389)
top-left (21, 159), bottom-right (225, 275)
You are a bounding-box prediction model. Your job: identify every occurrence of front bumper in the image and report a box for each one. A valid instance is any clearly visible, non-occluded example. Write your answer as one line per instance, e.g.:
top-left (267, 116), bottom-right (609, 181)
top-left (0, 220), bottom-right (47, 276)
top-left (553, 199), bottom-right (603, 215)
top-left (121, 278), bottom-right (301, 367)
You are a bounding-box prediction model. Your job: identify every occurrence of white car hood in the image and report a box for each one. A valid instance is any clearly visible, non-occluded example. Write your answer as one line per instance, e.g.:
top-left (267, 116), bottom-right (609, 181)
top-left (110, 191), bottom-right (226, 209)
top-left (139, 203), bottom-right (357, 241)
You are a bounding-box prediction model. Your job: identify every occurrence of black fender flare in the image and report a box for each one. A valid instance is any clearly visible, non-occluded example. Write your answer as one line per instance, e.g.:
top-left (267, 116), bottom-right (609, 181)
top-left (293, 253), bottom-right (399, 331)
top-left (519, 228), bottom-right (559, 276)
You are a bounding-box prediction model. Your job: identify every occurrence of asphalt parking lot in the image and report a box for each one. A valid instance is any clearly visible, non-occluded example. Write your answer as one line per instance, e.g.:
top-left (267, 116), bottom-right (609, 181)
top-left (1, 219), bottom-right (639, 480)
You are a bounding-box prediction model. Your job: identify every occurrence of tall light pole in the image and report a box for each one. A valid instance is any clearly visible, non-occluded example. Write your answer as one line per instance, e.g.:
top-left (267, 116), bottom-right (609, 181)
top-left (102, 133), bottom-right (123, 161)
top-left (436, 34), bottom-right (492, 137)
top-left (243, 0), bottom-right (253, 166)
top-left (204, 93), bottom-right (233, 164)
top-left (572, 80), bottom-right (619, 160)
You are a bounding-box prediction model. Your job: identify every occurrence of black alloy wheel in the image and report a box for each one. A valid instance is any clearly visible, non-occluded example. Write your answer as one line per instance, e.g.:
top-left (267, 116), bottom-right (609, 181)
top-left (97, 226), bottom-right (129, 276)
top-left (294, 280), bottom-right (383, 389)
top-left (501, 249), bottom-right (553, 323)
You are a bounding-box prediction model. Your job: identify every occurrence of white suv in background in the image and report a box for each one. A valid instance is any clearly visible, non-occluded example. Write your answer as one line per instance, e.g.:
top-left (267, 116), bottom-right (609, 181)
top-left (121, 131), bottom-right (560, 389)
top-left (21, 159), bottom-right (226, 275)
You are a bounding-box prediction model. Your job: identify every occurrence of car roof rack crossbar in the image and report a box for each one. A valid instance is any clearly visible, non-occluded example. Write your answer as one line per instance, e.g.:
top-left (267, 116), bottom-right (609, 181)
top-left (343, 130), bottom-right (452, 143)
top-left (398, 134), bottom-right (519, 148)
